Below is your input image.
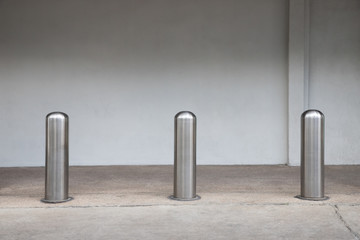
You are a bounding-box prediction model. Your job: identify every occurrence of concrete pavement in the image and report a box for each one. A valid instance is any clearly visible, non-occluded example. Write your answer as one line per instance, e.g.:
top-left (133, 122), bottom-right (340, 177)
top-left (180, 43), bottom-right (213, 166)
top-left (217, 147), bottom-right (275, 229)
top-left (0, 165), bottom-right (360, 239)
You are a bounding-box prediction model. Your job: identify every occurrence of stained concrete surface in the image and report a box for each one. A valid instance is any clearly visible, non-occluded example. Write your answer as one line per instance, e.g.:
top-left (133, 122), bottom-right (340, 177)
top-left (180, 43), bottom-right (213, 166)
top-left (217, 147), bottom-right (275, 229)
top-left (0, 165), bottom-right (359, 239)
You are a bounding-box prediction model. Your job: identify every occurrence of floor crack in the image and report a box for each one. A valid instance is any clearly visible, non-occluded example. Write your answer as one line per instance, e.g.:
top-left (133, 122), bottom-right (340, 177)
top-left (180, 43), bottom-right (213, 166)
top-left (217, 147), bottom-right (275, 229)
top-left (333, 205), bottom-right (360, 240)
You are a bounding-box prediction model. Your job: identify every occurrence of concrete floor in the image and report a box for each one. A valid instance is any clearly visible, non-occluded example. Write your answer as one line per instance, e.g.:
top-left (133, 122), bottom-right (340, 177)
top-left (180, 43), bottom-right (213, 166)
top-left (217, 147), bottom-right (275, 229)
top-left (0, 165), bottom-right (360, 239)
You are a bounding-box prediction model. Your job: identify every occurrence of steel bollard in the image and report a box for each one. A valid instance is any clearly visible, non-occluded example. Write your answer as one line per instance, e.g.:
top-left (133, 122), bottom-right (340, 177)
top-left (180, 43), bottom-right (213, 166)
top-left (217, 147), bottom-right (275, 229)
top-left (41, 112), bottom-right (73, 203)
top-left (169, 111), bottom-right (200, 201)
top-left (297, 109), bottom-right (328, 201)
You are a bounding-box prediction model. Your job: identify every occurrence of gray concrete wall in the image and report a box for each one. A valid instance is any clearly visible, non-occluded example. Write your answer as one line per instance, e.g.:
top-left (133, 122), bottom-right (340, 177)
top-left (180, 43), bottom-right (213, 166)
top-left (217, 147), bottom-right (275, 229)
top-left (287, 0), bottom-right (360, 166)
top-left (1, 0), bottom-right (359, 167)
top-left (309, 0), bottom-right (360, 164)
top-left (0, 0), bottom-right (289, 166)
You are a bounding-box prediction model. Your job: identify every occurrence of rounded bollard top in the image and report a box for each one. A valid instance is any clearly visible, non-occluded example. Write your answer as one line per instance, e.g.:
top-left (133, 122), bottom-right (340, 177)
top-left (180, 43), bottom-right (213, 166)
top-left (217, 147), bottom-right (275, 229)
top-left (46, 112), bottom-right (69, 120)
top-left (301, 109), bottom-right (324, 119)
top-left (175, 111), bottom-right (196, 120)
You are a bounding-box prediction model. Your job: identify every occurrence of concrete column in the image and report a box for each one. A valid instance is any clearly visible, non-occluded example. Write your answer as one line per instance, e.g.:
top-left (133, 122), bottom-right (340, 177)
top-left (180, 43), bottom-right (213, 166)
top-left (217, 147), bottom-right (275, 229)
top-left (288, 0), bottom-right (310, 166)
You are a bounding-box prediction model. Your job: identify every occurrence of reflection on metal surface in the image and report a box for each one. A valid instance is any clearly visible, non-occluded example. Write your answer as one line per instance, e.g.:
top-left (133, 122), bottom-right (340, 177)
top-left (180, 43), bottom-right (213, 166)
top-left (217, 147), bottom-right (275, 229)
top-left (297, 109), bottom-right (328, 201)
top-left (41, 112), bottom-right (72, 203)
top-left (169, 111), bottom-right (200, 201)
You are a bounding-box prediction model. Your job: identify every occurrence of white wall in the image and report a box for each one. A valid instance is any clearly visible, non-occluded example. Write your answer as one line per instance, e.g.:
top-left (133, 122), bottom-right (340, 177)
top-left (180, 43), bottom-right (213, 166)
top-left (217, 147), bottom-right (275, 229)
top-left (309, 0), bottom-right (360, 164)
top-left (0, 0), bottom-right (289, 166)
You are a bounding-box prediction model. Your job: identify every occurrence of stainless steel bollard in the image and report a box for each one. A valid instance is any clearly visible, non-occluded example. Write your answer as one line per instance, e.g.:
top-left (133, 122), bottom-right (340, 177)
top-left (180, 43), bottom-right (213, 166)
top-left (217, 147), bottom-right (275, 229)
top-left (41, 112), bottom-right (72, 203)
top-left (297, 109), bottom-right (328, 201)
top-left (169, 111), bottom-right (200, 201)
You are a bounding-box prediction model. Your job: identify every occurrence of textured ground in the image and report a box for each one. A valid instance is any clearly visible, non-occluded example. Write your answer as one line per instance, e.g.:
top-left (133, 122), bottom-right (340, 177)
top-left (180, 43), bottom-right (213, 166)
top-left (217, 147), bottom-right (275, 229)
top-left (1, 165), bottom-right (359, 239)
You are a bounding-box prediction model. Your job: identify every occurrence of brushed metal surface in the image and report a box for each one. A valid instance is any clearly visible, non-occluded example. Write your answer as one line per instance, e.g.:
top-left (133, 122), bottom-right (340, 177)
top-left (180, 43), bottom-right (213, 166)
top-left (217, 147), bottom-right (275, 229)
top-left (42, 112), bottom-right (72, 203)
top-left (171, 111), bottom-right (200, 201)
top-left (300, 109), bottom-right (327, 200)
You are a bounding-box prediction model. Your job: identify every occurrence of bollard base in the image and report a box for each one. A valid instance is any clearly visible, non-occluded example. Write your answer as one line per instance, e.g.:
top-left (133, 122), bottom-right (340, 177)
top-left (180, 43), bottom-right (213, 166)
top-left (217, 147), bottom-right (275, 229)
top-left (41, 197), bottom-right (73, 204)
top-left (295, 195), bottom-right (329, 201)
top-left (168, 195), bottom-right (201, 201)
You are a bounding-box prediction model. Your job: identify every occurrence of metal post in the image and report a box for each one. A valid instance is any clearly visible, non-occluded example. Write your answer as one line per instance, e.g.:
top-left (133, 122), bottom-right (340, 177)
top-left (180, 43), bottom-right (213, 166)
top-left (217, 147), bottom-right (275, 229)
top-left (41, 112), bottom-right (72, 203)
top-left (297, 109), bottom-right (328, 201)
top-left (169, 111), bottom-right (200, 201)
